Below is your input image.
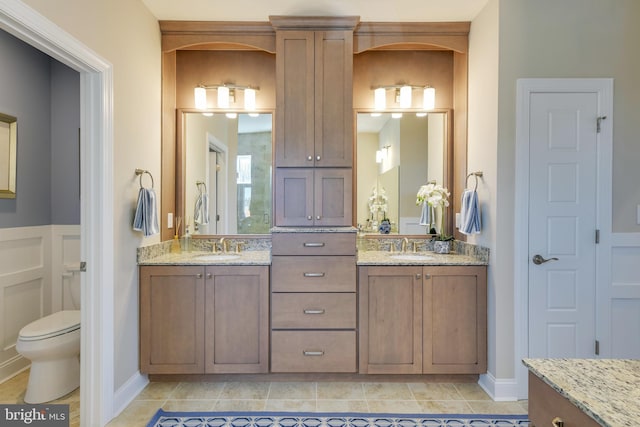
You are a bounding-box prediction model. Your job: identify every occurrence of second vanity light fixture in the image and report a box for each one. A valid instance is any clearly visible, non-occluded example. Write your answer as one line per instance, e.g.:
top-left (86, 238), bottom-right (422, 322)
top-left (194, 83), bottom-right (260, 117)
top-left (372, 85), bottom-right (436, 117)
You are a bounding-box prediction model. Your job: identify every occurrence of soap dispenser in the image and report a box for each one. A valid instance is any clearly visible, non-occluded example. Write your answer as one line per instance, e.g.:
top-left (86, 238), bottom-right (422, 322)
top-left (182, 224), bottom-right (192, 253)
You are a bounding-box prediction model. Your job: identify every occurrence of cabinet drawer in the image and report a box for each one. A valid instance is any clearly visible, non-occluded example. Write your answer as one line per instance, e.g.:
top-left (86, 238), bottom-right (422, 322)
top-left (271, 330), bottom-right (356, 372)
top-left (271, 232), bottom-right (355, 256)
top-left (272, 293), bottom-right (356, 329)
top-left (271, 256), bottom-right (355, 292)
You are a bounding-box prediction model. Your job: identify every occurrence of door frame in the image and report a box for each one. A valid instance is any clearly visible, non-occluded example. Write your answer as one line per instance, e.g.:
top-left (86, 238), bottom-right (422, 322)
top-left (514, 78), bottom-right (613, 399)
top-left (0, 1), bottom-right (114, 425)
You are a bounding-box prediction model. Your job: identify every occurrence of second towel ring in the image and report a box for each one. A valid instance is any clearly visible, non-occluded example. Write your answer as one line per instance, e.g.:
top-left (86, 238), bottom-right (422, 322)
top-left (466, 171), bottom-right (483, 191)
top-left (135, 168), bottom-right (154, 189)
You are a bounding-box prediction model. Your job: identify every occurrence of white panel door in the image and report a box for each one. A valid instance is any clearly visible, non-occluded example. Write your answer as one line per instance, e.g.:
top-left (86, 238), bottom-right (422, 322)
top-left (528, 92), bottom-right (598, 358)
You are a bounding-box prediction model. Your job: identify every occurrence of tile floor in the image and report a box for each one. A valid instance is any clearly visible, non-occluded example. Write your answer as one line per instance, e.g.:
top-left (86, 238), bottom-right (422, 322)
top-left (1, 370), bottom-right (528, 427)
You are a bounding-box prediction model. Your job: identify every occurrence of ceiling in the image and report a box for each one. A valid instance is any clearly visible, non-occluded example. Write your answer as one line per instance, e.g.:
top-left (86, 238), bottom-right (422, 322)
top-left (141, 0), bottom-right (488, 22)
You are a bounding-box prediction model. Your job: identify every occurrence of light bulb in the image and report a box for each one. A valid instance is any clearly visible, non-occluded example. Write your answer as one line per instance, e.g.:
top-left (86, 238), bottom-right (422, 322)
top-left (400, 85), bottom-right (412, 108)
top-left (423, 87), bottom-right (436, 110)
top-left (217, 86), bottom-right (230, 109)
top-left (194, 87), bottom-right (207, 110)
top-left (374, 88), bottom-right (386, 110)
top-left (244, 88), bottom-right (256, 111)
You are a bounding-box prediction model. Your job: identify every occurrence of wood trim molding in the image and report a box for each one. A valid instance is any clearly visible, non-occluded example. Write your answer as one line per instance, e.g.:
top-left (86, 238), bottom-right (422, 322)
top-left (269, 15), bottom-right (360, 30)
top-left (160, 21), bottom-right (276, 53)
top-left (354, 22), bottom-right (470, 53)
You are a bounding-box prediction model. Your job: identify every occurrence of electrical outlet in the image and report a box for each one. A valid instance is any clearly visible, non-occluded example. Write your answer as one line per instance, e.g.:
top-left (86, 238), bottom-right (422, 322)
top-left (637, 205), bottom-right (640, 225)
top-left (455, 212), bottom-right (461, 228)
top-left (167, 212), bottom-right (174, 228)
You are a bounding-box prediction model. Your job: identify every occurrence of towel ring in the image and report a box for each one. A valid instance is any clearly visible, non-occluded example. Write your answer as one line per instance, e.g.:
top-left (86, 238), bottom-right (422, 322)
top-left (135, 168), bottom-right (154, 189)
top-left (466, 171), bottom-right (483, 191)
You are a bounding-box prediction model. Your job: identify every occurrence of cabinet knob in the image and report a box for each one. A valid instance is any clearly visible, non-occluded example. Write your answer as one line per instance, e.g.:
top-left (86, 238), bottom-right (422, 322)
top-left (303, 350), bottom-right (324, 356)
top-left (307, 215), bottom-right (313, 220)
top-left (316, 215), bottom-right (321, 220)
top-left (303, 272), bottom-right (325, 277)
top-left (424, 273), bottom-right (431, 279)
top-left (415, 274), bottom-right (421, 279)
top-left (316, 155), bottom-right (321, 161)
top-left (307, 155), bottom-right (313, 161)
top-left (303, 309), bottom-right (325, 315)
top-left (206, 273), bottom-right (212, 279)
top-left (552, 417), bottom-right (564, 427)
top-left (196, 273), bottom-right (202, 279)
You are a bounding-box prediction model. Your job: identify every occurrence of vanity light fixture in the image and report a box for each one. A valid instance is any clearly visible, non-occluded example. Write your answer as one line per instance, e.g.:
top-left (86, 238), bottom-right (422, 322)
top-left (372, 84), bottom-right (435, 111)
top-left (194, 83), bottom-right (260, 113)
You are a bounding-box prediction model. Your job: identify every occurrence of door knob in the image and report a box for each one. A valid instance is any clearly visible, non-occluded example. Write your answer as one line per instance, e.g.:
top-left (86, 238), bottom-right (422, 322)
top-left (532, 254), bottom-right (559, 265)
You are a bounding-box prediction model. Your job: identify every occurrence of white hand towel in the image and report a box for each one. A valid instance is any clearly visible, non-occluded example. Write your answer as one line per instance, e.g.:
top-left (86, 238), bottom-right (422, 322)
top-left (459, 189), bottom-right (481, 235)
top-left (419, 201), bottom-right (431, 227)
top-left (133, 188), bottom-right (159, 237)
top-left (194, 193), bottom-right (210, 225)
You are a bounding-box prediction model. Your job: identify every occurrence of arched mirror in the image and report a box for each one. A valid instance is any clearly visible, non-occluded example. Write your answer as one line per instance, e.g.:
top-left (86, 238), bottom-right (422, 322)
top-left (177, 110), bottom-right (273, 235)
top-left (356, 109), bottom-right (452, 235)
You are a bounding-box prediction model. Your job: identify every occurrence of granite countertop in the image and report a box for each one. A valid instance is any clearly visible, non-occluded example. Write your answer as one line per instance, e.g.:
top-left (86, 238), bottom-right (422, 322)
top-left (356, 250), bottom-right (487, 266)
top-left (138, 250), bottom-right (271, 266)
top-left (523, 358), bottom-right (640, 427)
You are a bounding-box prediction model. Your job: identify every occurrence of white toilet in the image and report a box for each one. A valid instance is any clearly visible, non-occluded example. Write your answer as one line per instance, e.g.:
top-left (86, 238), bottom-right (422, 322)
top-left (16, 264), bottom-right (81, 404)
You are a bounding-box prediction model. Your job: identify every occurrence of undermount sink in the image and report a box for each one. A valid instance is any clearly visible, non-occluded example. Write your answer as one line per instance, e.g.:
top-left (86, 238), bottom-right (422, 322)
top-left (389, 254), bottom-right (437, 261)
top-left (195, 254), bottom-right (240, 261)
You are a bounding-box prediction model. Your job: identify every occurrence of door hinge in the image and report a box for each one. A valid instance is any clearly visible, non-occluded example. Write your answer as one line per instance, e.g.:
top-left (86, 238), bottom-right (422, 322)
top-left (597, 116), bottom-right (607, 133)
top-left (595, 340), bottom-right (600, 355)
top-left (595, 229), bottom-right (600, 244)
top-left (80, 261), bottom-right (87, 272)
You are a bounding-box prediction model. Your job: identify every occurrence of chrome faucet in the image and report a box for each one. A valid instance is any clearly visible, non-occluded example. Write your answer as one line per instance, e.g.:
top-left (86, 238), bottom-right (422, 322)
top-left (402, 237), bottom-right (409, 253)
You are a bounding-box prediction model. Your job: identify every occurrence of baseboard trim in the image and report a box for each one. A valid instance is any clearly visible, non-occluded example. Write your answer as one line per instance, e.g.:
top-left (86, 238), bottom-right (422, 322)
top-left (112, 371), bottom-right (148, 418)
top-left (0, 355), bottom-right (30, 384)
top-left (479, 372), bottom-right (519, 401)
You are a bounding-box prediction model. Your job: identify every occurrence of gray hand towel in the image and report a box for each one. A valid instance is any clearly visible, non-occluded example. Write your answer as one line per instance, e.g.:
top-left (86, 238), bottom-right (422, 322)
top-left (133, 188), bottom-right (159, 237)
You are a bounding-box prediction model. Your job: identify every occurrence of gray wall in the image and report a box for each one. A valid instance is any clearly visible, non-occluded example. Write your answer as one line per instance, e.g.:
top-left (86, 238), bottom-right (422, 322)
top-left (0, 30), bottom-right (80, 228)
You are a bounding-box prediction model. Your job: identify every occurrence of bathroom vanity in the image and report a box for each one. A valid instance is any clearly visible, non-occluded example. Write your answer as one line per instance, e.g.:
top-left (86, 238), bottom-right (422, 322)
top-left (138, 236), bottom-right (488, 377)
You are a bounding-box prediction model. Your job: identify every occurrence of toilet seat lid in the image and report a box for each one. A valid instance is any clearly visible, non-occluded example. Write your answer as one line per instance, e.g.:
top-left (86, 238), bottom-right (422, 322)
top-left (19, 310), bottom-right (80, 341)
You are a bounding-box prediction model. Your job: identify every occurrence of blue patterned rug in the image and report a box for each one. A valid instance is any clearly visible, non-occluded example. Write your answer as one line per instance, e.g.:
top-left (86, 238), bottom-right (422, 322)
top-left (147, 411), bottom-right (530, 427)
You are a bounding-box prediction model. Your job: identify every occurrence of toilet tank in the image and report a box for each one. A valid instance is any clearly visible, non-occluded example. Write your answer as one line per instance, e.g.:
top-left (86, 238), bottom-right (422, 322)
top-left (63, 263), bottom-right (82, 310)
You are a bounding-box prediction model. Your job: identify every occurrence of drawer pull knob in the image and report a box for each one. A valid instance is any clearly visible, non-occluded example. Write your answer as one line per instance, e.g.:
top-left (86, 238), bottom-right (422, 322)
top-left (307, 155), bottom-right (313, 161)
top-left (303, 272), bottom-right (325, 277)
top-left (552, 417), bottom-right (564, 427)
top-left (303, 309), bottom-right (325, 315)
top-left (303, 242), bottom-right (325, 247)
top-left (303, 350), bottom-right (324, 356)
top-left (196, 273), bottom-right (203, 279)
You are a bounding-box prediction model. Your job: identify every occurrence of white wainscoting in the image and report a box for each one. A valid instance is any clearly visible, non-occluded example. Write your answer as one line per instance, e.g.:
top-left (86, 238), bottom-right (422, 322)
top-left (0, 225), bottom-right (80, 382)
top-left (606, 233), bottom-right (640, 357)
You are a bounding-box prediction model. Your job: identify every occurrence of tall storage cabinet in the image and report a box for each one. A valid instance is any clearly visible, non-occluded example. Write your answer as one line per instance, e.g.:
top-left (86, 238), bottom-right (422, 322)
top-left (271, 16), bottom-right (359, 227)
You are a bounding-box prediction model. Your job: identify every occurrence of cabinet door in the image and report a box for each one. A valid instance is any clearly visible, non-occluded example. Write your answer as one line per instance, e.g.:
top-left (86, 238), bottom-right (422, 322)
top-left (275, 31), bottom-right (315, 167)
top-left (275, 168), bottom-right (314, 226)
top-left (423, 266), bottom-right (487, 374)
top-left (204, 266), bottom-right (269, 373)
top-left (139, 266), bottom-right (204, 374)
top-left (314, 31), bottom-right (353, 167)
top-left (358, 266), bottom-right (423, 374)
top-left (275, 168), bottom-right (352, 226)
top-left (314, 168), bottom-right (352, 226)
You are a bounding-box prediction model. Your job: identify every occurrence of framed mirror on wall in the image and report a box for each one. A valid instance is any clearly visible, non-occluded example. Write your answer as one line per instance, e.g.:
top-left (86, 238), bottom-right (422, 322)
top-left (0, 113), bottom-right (17, 199)
top-left (356, 109), bottom-right (452, 236)
top-left (177, 110), bottom-right (273, 236)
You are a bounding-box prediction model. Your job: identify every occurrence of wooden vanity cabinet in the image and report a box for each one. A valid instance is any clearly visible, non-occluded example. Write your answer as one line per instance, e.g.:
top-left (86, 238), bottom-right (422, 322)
top-left (270, 231), bottom-right (357, 373)
top-left (139, 265), bottom-right (269, 375)
top-left (358, 265), bottom-right (487, 375)
top-left (273, 26), bottom-right (355, 168)
top-left (271, 17), bottom-right (358, 227)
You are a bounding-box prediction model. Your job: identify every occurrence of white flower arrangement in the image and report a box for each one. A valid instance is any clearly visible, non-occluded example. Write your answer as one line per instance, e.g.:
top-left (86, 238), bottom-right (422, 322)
top-left (368, 185), bottom-right (389, 217)
top-left (416, 183), bottom-right (452, 241)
